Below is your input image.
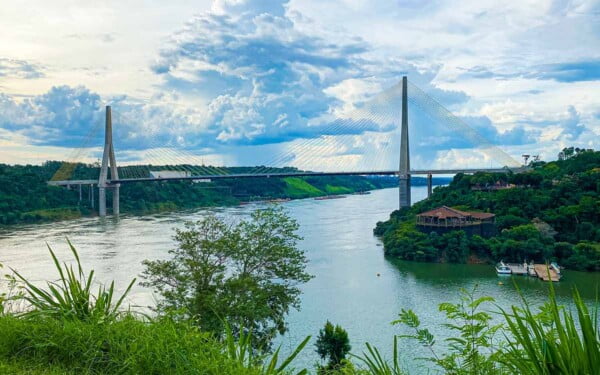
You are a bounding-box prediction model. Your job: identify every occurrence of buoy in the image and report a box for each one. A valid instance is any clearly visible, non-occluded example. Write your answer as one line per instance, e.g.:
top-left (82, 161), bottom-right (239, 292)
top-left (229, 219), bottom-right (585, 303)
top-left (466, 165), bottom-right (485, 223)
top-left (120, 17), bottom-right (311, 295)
top-left (377, 273), bottom-right (380, 277)
top-left (498, 281), bottom-right (504, 285)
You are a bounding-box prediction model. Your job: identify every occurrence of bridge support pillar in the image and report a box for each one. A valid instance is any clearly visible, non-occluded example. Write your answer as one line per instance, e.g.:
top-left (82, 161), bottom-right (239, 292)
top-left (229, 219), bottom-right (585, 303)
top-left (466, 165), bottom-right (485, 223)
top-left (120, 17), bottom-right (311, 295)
top-left (112, 185), bottom-right (120, 216)
top-left (98, 187), bottom-right (106, 216)
top-left (98, 105), bottom-right (120, 217)
top-left (427, 173), bottom-right (432, 198)
top-left (399, 75), bottom-right (411, 209)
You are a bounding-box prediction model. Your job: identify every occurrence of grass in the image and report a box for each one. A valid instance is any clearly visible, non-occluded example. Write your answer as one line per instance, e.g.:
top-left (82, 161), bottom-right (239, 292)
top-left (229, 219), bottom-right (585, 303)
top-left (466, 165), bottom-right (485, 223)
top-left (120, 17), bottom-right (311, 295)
top-left (2, 241), bottom-right (599, 374)
top-left (283, 178), bottom-right (323, 198)
top-left (12, 239), bottom-right (134, 322)
top-left (0, 315), bottom-right (262, 374)
top-left (324, 185), bottom-right (352, 194)
top-left (0, 242), bottom-right (310, 375)
top-left (499, 283), bottom-right (600, 374)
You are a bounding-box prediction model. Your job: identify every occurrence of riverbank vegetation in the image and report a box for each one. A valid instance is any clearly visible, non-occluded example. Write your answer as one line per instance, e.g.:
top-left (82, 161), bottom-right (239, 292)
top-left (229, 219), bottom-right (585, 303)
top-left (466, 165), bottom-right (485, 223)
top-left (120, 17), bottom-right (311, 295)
top-left (1, 248), bottom-right (597, 374)
top-left (0, 207), bottom-right (598, 373)
top-left (375, 148), bottom-right (600, 271)
top-left (0, 161), bottom-right (423, 226)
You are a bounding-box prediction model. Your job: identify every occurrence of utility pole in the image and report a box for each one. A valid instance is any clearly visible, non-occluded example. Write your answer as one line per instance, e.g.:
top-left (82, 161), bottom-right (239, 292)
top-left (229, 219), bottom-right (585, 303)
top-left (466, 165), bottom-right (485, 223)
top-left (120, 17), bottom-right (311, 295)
top-left (399, 76), bottom-right (411, 209)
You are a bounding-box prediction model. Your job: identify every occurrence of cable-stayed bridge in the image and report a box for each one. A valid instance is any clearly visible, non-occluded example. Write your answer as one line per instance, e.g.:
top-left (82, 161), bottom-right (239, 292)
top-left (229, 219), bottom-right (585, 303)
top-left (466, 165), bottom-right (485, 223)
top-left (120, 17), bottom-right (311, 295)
top-left (48, 76), bottom-right (528, 216)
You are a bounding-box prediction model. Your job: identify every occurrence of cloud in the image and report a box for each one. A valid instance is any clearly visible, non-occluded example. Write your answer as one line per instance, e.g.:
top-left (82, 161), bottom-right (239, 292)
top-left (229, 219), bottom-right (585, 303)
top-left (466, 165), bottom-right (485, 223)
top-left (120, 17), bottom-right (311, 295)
top-left (457, 60), bottom-right (600, 83)
top-left (0, 58), bottom-right (45, 79)
top-left (151, 0), bottom-right (377, 146)
top-left (1, 0), bottom-right (599, 170)
top-left (535, 61), bottom-right (600, 82)
top-left (559, 106), bottom-right (586, 139)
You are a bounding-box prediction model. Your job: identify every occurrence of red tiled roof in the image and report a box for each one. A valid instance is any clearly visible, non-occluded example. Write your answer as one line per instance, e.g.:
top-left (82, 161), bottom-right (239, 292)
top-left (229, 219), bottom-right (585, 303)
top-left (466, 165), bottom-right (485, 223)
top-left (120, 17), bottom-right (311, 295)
top-left (417, 206), bottom-right (494, 219)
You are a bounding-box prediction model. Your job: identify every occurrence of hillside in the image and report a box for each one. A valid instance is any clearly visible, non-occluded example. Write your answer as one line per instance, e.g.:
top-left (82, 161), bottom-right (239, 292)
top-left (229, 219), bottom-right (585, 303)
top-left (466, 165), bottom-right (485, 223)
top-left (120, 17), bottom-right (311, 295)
top-left (374, 148), bottom-right (600, 271)
top-left (0, 162), bottom-right (412, 225)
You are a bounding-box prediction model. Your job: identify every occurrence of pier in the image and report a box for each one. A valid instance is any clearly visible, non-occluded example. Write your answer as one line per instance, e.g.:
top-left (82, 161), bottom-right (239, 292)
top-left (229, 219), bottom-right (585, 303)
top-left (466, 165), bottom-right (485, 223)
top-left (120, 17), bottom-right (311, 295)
top-left (533, 264), bottom-right (561, 282)
top-left (499, 262), bottom-right (561, 282)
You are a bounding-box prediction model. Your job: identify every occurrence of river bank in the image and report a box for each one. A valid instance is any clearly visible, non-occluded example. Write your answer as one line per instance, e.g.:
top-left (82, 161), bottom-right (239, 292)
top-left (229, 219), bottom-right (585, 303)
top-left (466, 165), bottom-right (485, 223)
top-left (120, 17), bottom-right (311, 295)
top-left (1, 186), bottom-right (599, 372)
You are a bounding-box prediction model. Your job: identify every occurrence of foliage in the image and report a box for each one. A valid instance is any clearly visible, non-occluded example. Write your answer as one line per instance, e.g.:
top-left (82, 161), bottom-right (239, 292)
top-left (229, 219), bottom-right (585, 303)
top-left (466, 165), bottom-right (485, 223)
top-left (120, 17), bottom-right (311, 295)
top-left (224, 323), bottom-right (310, 375)
top-left (0, 241), bottom-right (311, 375)
top-left (12, 239), bottom-right (134, 323)
top-left (0, 162), bottom-right (399, 225)
top-left (393, 286), bottom-right (504, 374)
top-left (141, 207), bottom-right (312, 349)
top-left (353, 336), bottom-right (405, 375)
top-left (499, 285), bottom-right (600, 374)
top-left (315, 321), bottom-right (352, 371)
top-left (0, 314), bottom-right (267, 374)
top-left (375, 149), bottom-right (600, 270)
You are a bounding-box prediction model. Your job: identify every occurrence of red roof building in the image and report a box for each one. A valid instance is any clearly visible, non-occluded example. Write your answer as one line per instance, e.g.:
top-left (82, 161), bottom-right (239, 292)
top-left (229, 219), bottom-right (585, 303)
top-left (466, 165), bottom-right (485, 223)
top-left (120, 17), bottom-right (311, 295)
top-left (416, 206), bottom-right (495, 227)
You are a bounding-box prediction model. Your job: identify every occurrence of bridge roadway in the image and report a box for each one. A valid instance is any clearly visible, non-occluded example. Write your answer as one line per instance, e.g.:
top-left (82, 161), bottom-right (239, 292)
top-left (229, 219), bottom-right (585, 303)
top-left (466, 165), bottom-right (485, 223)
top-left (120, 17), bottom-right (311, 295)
top-left (48, 167), bottom-right (528, 186)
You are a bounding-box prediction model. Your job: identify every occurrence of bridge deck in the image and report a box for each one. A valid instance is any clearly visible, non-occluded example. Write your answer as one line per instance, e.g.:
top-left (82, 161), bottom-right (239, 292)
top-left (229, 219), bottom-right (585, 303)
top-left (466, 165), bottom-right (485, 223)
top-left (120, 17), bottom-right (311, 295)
top-left (47, 167), bottom-right (528, 186)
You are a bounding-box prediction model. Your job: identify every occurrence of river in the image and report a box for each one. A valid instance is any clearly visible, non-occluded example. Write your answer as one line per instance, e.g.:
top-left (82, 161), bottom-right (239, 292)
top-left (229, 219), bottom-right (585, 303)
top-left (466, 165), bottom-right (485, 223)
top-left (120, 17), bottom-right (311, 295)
top-left (1, 186), bottom-right (599, 372)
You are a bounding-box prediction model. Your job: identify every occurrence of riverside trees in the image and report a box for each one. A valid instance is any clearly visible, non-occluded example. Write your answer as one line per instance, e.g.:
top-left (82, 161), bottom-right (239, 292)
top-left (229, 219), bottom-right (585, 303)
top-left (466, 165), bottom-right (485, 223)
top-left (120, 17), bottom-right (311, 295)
top-left (375, 149), bottom-right (600, 270)
top-left (141, 207), bottom-right (312, 349)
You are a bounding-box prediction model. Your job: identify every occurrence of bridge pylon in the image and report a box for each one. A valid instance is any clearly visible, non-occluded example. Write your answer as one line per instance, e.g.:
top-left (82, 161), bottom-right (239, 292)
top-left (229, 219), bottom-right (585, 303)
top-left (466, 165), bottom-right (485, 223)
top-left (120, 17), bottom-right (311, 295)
top-left (399, 76), bottom-right (411, 209)
top-left (98, 105), bottom-right (120, 217)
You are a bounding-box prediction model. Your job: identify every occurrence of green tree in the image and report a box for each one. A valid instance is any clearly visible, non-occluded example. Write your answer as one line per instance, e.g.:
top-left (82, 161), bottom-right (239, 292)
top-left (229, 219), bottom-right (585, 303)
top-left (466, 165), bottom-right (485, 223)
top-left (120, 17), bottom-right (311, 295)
top-left (393, 286), bottom-right (503, 374)
top-left (315, 321), bottom-right (351, 371)
top-left (141, 207), bottom-right (312, 349)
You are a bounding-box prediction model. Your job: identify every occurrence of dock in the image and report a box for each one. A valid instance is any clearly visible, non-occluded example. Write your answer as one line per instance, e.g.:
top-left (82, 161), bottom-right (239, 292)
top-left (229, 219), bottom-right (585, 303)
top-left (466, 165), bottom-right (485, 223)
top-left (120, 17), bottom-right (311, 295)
top-left (533, 264), bottom-right (561, 282)
top-left (496, 262), bottom-right (562, 282)
top-left (505, 263), bottom-right (528, 275)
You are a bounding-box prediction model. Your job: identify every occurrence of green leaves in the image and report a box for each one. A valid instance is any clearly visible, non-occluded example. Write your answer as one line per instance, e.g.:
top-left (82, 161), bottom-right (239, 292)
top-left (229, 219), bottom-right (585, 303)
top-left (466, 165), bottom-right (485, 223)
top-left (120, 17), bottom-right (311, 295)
top-left (141, 206), bottom-right (312, 350)
top-left (315, 321), bottom-right (352, 369)
top-left (12, 239), bottom-right (134, 323)
top-left (223, 323), bottom-right (310, 375)
top-left (392, 286), bottom-right (503, 374)
top-left (498, 285), bottom-right (600, 375)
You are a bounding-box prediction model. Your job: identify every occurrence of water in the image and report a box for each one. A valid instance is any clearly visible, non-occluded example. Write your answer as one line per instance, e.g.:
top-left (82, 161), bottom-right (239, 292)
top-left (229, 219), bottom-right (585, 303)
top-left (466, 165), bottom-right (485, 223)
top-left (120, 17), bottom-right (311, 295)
top-left (1, 186), bottom-right (599, 371)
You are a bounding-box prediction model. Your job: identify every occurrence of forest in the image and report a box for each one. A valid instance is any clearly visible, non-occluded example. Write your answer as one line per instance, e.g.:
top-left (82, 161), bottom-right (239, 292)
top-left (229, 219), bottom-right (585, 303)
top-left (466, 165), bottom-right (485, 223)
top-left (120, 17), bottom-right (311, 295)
top-left (0, 161), bottom-right (448, 226)
top-left (374, 148), bottom-right (600, 271)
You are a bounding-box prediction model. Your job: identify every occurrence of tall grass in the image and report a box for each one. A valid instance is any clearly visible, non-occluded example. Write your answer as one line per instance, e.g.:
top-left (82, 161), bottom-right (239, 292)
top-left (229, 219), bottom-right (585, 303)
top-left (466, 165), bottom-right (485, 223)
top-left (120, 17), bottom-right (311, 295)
top-left (0, 240), bottom-right (311, 374)
top-left (224, 324), bottom-right (310, 375)
top-left (353, 336), bottom-right (405, 375)
top-left (11, 239), bottom-right (134, 322)
top-left (499, 284), bottom-right (600, 374)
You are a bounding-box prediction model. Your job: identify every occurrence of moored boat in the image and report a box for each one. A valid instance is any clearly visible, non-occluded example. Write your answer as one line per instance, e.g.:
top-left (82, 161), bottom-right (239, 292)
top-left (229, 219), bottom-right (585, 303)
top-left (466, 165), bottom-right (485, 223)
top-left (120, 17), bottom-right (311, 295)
top-left (496, 261), bottom-right (511, 275)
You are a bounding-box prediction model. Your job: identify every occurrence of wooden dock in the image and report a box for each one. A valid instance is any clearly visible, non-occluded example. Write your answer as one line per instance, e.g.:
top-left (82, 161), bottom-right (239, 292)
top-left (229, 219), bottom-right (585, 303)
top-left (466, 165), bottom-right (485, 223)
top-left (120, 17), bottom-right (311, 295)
top-left (505, 263), bottom-right (528, 275)
top-left (533, 264), bottom-right (561, 282)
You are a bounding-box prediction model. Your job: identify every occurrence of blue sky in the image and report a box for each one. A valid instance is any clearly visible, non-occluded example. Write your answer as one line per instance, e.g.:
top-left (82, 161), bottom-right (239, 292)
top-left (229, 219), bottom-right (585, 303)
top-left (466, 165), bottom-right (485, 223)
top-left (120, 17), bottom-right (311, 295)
top-left (0, 0), bottom-right (599, 170)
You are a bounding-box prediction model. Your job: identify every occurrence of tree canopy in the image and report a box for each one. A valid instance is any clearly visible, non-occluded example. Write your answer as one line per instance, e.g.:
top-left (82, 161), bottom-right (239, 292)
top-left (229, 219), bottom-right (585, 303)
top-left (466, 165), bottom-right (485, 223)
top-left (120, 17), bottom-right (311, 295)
top-left (375, 149), bottom-right (600, 271)
top-left (141, 207), bottom-right (312, 349)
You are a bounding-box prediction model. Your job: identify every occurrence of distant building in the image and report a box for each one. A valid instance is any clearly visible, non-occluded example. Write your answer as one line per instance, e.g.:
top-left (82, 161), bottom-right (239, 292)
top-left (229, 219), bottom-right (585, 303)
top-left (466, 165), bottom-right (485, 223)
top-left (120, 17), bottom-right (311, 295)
top-left (416, 206), bottom-right (496, 237)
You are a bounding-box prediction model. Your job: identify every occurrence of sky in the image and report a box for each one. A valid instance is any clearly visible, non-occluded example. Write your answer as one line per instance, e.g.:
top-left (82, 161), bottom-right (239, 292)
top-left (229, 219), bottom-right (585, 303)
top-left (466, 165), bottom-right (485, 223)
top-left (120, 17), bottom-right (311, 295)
top-left (1, 0), bottom-right (599, 171)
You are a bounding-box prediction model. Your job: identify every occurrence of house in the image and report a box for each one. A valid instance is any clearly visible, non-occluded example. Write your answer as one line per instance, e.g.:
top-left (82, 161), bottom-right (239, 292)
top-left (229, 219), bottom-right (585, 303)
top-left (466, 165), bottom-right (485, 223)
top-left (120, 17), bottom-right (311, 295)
top-left (416, 206), bottom-right (496, 237)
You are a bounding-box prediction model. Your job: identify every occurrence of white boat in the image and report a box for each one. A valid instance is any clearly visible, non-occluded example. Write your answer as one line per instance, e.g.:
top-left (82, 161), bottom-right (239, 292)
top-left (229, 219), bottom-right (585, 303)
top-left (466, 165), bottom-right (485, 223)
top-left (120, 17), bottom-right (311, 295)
top-left (496, 261), bottom-right (512, 275)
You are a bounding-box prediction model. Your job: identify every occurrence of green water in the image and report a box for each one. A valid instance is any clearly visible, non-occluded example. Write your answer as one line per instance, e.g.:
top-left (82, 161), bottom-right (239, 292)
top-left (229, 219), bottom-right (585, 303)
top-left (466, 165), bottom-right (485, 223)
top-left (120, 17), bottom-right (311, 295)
top-left (0, 186), bottom-right (598, 372)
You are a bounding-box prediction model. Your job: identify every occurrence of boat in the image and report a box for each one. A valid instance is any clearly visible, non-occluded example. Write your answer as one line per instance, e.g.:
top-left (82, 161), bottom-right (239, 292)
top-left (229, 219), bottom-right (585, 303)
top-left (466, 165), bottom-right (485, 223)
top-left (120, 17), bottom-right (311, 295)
top-left (551, 262), bottom-right (561, 275)
top-left (353, 191), bottom-right (371, 195)
top-left (495, 261), bottom-right (512, 275)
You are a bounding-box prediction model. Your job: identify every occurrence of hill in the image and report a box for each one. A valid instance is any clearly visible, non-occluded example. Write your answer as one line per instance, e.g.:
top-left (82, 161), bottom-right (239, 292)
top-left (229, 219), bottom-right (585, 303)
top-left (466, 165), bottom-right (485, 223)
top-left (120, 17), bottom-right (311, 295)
top-left (374, 148), bottom-right (600, 271)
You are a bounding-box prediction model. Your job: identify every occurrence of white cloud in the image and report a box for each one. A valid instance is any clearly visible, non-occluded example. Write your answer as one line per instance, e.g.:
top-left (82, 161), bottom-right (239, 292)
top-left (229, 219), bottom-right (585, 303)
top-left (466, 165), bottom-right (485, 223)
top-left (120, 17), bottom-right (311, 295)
top-left (1, 0), bottom-right (599, 169)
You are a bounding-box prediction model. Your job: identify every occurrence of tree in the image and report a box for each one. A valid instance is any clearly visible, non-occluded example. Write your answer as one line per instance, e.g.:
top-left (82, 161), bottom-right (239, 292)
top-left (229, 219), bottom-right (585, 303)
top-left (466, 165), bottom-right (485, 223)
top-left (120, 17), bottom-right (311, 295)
top-left (141, 207), bottom-right (312, 349)
top-left (315, 321), bottom-right (351, 371)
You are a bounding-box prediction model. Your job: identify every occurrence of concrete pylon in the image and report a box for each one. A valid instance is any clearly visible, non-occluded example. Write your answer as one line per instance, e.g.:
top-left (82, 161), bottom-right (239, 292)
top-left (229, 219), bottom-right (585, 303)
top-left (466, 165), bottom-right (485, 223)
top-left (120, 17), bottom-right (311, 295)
top-left (399, 76), bottom-right (411, 209)
top-left (98, 106), bottom-right (120, 217)
top-left (427, 173), bottom-right (432, 198)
